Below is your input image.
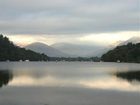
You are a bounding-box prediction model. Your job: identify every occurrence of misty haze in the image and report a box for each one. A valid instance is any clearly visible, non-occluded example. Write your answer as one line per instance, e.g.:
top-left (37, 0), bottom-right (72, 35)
top-left (0, 0), bottom-right (140, 105)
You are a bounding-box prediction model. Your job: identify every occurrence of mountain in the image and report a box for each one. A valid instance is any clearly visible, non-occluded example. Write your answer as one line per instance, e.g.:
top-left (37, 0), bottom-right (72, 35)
top-left (25, 42), bottom-right (70, 57)
top-left (101, 43), bottom-right (140, 63)
top-left (51, 43), bottom-right (112, 57)
top-left (0, 34), bottom-right (48, 61)
top-left (118, 37), bottom-right (140, 46)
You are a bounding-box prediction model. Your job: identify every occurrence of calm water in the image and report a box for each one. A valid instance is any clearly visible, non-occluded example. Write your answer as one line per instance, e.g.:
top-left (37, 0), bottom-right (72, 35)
top-left (0, 62), bottom-right (140, 105)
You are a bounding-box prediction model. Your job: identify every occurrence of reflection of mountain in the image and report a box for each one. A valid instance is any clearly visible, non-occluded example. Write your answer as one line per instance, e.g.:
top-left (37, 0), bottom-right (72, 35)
top-left (116, 71), bottom-right (140, 82)
top-left (0, 70), bottom-right (13, 88)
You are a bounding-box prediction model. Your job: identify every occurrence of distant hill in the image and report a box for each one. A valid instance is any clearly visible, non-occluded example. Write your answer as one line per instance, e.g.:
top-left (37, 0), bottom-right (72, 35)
top-left (25, 42), bottom-right (70, 57)
top-left (118, 37), bottom-right (140, 46)
top-left (51, 43), bottom-right (111, 57)
top-left (101, 43), bottom-right (140, 63)
top-left (0, 34), bottom-right (48, 61)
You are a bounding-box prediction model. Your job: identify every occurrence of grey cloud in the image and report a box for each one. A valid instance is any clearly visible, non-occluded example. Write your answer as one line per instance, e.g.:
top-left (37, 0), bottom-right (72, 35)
top-left (0, 0), bottom-right (139, 35)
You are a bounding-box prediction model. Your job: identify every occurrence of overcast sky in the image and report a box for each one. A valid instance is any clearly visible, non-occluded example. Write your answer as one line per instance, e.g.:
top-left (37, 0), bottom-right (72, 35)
top-left (0, 0), bottom-right (139, 46)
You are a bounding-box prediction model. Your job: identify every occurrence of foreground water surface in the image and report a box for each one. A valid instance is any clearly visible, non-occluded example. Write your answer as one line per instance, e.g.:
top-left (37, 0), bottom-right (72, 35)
top-left (0, 62), bottom-right (140, 105)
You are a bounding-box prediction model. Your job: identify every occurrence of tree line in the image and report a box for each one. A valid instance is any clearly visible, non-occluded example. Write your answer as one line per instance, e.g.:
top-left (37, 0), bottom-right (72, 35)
top-left (49, 56), bottom-right (100, 62)
top-left (101, 43), bottom-right (140, 63)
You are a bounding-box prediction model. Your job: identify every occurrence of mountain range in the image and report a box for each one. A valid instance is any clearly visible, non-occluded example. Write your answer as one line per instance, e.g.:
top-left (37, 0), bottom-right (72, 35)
top-left (51, 43), bottom-right (111, 57)
top-left (25, 37), bottom-right (140, 57)
top-left (25, 42), bottom-right (70, 57)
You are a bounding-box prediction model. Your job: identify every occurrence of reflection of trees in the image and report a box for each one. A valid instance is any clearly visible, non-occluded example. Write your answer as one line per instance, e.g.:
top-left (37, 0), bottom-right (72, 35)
top-left (116, 71), bottom-right (140, 82)
top-left (0, 70), bottom-right (13, 88)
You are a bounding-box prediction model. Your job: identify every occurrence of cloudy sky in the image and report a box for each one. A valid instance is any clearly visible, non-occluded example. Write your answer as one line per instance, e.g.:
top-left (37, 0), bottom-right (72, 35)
top-left (0, 0), bottom-right (139, 46)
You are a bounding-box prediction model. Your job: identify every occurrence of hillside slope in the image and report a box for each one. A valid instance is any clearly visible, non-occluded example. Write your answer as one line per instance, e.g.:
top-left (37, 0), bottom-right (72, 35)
top-left (51, 43), bottom-right (111, 57)
top-left (101, 43), bottom-right (140, 63)
top-left (0, 35), bottom-right (48, 61)
top-left (25, 42), bottom-right (70, 57)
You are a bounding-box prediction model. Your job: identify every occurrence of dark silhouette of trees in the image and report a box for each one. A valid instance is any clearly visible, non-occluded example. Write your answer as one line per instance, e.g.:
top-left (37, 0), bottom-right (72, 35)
top-left (49, 57), bottom-right (100, 62)
top-left (0, 34), bottom-right (49, 61)
top-left (101, 43), bottom-right (140, 63)
top-left (116, 71), bottom-right (140, 82)
top-left (0, 70), bottom-right (13, 88)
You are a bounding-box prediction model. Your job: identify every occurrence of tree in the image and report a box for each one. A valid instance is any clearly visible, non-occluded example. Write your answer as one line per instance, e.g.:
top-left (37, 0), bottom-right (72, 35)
top-left (101, 43), bottom-right (140, 63)
top-left (0, 34), bottom-right (49, 61)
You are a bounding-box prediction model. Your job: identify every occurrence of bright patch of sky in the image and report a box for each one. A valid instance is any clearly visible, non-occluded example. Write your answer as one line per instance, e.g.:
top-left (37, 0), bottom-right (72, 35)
top-left (6, 31), bottom-right (140, 47)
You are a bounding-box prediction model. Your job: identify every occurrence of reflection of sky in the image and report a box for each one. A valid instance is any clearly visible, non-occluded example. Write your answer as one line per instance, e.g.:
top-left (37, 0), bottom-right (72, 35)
top-left (9, 75), bottom-right (140, 91)
top-left (79, 77), bottom-right (140, 92)
top-left (8, 70), bottom-right (140, 92)
top-left (0, 62), bottom-right (140, 92)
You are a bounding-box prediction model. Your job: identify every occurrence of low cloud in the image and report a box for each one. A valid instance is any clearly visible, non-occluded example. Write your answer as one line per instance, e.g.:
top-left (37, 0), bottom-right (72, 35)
top-left (6, 31), bottom-right (140, 47)
top-left (0, 0), bottom-right (139, 35)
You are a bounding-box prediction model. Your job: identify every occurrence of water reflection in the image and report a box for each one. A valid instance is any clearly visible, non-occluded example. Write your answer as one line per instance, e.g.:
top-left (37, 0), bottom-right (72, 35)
top-left (7, 69), bottom-right (140, 92)
top-left (116, 70), bottom-right (140, 82)
top-left (0, 62), bottom-right (140, 105)
top-left (0, 70), bottom-right (13, 88)
top-left (0, 62), bottom-right (140, 92)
